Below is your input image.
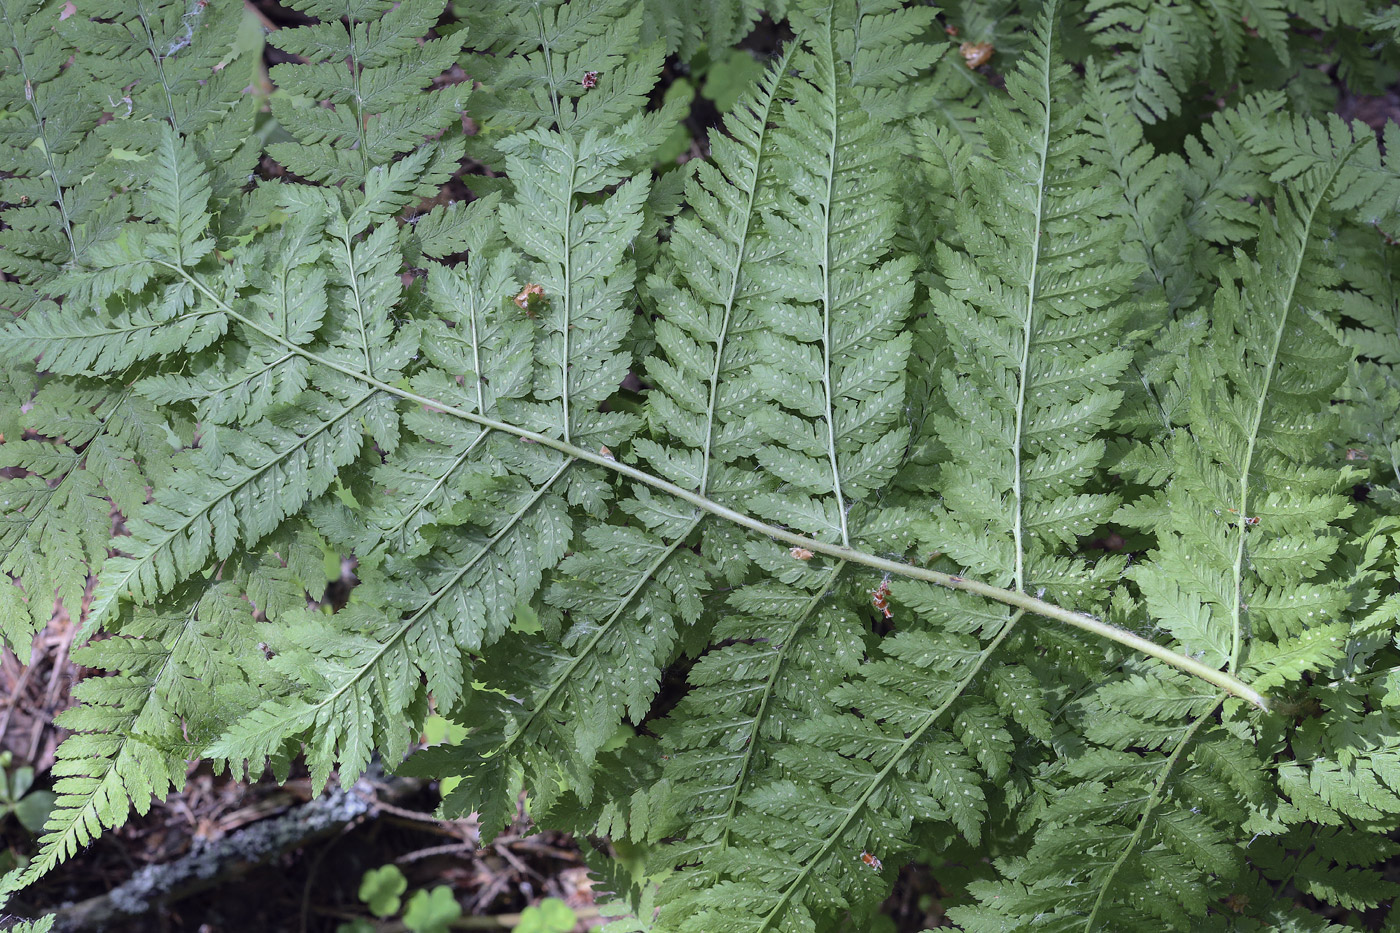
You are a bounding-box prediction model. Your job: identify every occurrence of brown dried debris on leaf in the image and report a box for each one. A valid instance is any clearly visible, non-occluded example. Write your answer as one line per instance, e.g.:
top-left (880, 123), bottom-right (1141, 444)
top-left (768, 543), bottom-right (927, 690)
top-left (960, 41), bottom-right (994, 69)
top-left (513, 283), bottom-right (547, 317)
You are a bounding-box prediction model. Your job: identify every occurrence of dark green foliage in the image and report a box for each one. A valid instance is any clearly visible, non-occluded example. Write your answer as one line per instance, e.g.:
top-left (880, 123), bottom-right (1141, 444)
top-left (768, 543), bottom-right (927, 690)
top-left (2, 0), bottom-right (1400, 930)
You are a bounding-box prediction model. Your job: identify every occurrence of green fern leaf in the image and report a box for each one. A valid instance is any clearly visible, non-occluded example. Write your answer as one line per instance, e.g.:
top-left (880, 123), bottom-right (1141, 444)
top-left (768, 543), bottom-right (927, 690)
top-left (266, 0), bottom-right (465, 187)
top-left (17, 581), bottom-right (268, 888)
top-left (971, 119), bottom-right (1369, 932)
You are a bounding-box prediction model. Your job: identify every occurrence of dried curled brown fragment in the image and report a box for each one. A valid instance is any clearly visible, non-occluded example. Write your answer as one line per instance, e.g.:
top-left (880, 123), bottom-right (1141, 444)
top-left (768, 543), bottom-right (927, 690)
top-left (960, 41), bottom-right (993, 69)
top-left (513, 283), bottom-right (546, 317)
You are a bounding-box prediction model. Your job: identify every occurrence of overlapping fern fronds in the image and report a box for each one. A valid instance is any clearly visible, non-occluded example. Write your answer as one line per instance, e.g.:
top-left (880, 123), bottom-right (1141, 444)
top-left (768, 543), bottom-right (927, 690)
top-left (953, 111), bottom-right (1375, 932)
top-left (2, 0), bottom-right (1399, 930)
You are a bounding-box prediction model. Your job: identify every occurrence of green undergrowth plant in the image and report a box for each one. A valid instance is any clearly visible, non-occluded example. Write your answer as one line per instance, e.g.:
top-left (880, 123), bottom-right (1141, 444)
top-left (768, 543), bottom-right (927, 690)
top-left (0, 752), bottom-right (56, 840)
top-left (341, 863), bottom-right (464, 933)
top-left (2, 0), bottom-right (1400, 929)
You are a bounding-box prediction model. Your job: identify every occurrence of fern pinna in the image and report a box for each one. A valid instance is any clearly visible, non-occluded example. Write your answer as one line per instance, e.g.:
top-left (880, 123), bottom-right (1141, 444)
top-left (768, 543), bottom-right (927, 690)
top-left (2, 0), bottom-right (1400, 929)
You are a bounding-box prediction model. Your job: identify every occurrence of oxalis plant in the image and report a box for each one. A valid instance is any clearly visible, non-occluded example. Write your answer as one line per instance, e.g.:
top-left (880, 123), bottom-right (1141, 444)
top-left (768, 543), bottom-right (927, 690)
top-left (1, 0), bottom-right (1400, 929)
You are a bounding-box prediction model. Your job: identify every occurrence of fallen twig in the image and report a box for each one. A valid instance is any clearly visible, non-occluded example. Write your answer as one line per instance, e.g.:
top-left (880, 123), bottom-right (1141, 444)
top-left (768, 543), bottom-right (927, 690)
top-left (33, 767), bottom-right (422, 931)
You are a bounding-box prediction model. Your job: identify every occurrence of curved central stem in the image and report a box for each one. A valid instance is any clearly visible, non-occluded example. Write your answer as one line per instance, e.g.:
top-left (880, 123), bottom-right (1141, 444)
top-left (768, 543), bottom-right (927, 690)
top-left (159, 261), bottom-right (1272, 710)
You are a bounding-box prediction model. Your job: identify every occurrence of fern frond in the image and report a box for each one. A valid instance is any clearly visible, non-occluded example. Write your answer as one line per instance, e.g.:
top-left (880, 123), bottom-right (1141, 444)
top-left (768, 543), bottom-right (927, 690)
top-left (1180, 97), bottom-right (1279, 249)
top-left (681, 612), bottom-right (1020, 932)
top-left (1084, 61), bottom-right (1196, 316)
top-left (0, 125), bottom-right (229, 378)
top-left (1082, 0), bottom-right (1308, 125)
top-left (0, 386), bottom-right (171, 649)
top-left (0, 0), bottom-right (118, 298)
top-left (459, 0), bottom-right (685, 169)
top-left (828, 0), bottom-right (945, 128)
top-left (963, 140), bottom-right (1366, 930)
top-left (65, 0), bottom-right (255, 165)
top-left (17, 579), bottom-right (272, 888)
top-left (655, 561), bottom-right (859, 881)
top-left (921, 3), bottom-right (1132, 600)
top-left (1084, 0), bottom-right (1207, 123)
top-left (208, 261), bottom-right (557, 784)
top-left (9, 3), bottom-right (1380, 923)
top-left (1241, 113), bottom-right (1400, 236)
top-left (354, 213), bottom-right (527, 558)
top-left (266, 0), bottom-right (466, 187)
top-left (89, 390), bottom-right (372, 638)
top-left (0, 0), bottom-right (257, 314)
top-left (497, 128), bottom-right (651, 444)
top-left (663, 5), bottom-right (1133, 928)
top-left (1367, 4), bottom-right (1400, 40)
top-left (638, 0), bottom-right (767, 59)
top-left (214, 54), bottom-right (676, 793)
top-left (589, 43), bottom-right (872, 887)
top-left (749, 24), bottom-right (913, 546)
top-left (1344, 341), bottom-right (1400, 507)
top-left (412, 48), bottom-right (801, 839)
top-left (136, 213), bottom-right (327, 426)
top-left (654, 23), bottom-right (927, 908)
